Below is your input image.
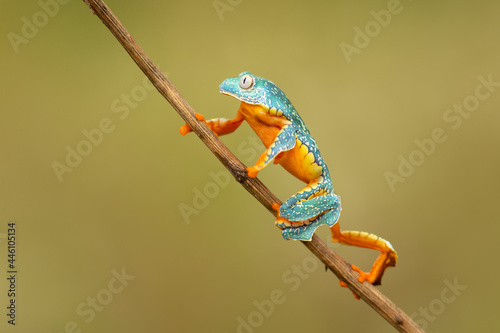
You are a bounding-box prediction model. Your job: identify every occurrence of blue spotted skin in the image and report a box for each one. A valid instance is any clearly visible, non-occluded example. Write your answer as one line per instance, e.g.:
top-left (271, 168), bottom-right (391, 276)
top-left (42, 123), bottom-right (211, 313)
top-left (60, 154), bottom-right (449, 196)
top-left (220, 72), bottom-right (310, 135)
top-left (220, 72), bottom-right (341, 241)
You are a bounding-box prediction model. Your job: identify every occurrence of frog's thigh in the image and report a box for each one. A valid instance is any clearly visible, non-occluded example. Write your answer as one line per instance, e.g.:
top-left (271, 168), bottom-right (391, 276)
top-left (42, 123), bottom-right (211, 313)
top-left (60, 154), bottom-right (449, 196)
top-left (280, 193), bottom-right (340, 221)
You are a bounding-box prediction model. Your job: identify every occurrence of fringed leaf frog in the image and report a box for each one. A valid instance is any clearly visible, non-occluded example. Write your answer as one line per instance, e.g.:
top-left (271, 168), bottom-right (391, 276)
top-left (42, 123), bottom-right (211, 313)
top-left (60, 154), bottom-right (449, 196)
top-left (180, 72), bottom-right (397, 288)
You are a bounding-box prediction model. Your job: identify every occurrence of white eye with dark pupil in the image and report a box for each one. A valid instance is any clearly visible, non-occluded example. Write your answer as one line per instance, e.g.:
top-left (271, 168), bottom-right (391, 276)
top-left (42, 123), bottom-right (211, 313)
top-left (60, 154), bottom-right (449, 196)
top-left (239, 74), bottom-right (254, 89)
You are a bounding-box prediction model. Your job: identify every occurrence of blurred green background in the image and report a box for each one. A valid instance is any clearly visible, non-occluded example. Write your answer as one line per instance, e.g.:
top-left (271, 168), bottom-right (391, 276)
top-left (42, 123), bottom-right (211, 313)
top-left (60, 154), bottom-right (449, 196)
top-left (1, 0), bottom-right (499, 332)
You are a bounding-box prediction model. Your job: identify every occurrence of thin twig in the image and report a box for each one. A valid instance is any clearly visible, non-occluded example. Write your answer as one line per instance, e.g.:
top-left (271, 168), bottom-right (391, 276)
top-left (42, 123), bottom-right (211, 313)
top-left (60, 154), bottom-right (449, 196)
top-left (81, 1), bottom-right (425, 332)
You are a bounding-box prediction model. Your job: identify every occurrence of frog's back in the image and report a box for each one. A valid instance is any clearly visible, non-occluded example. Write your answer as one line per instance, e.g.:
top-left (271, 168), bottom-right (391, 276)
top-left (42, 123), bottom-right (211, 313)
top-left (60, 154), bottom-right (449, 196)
top-left (260, 79), bottom-right (310, 136)
top-left (254, 75), bottom-right (331, 184)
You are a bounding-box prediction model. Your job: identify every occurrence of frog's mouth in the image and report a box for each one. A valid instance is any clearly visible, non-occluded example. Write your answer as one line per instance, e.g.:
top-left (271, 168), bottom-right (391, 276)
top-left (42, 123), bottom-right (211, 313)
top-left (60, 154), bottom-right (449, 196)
top-left (220, 89), bottom-right (260, 105)
top-left (219, 89), bottom-right (237, 99)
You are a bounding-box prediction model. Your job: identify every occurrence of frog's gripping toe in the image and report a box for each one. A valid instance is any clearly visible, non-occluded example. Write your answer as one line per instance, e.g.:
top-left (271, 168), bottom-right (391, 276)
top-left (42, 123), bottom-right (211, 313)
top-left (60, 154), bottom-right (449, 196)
top-left (247, 166), bottom-right (259, 178)
top-left (353, 251), bottom-right (398, 286)
top-left (180, 124), bottom-right (192, 135)
top-left (179, 113), bottom-right (207, 136)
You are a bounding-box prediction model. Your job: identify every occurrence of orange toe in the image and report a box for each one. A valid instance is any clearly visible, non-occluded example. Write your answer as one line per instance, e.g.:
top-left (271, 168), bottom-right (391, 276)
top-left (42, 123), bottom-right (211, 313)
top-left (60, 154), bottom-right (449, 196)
top-left (350, 291), bottom-right (361, 300)
top-left (180, 124), bottom-right (191, 135)
top-left (351, 264), bottom-right (371, 284)
top-left (339, 280), bottom-right (361, 300)
top-left (194, 113), bottom-right (205, 121)
top-left (272, 202), bottom-right (281, 211)
top-left (247, 166), bottom-right (259, 178)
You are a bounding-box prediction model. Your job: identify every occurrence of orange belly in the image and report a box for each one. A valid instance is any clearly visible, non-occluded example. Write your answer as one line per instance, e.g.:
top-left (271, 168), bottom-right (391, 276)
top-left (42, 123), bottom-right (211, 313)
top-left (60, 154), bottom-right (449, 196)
top-left (278, 141), bottom-right (323, 183)
top-left (239, 102), bottom-right (323, 183)
top-left (239, 102), bottom-right (284, 147)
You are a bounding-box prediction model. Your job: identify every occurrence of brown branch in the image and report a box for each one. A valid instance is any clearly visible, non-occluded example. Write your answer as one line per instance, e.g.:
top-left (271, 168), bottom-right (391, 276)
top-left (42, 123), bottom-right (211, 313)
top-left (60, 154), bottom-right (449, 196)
top-left (81, 1), bottom-right (425, 332)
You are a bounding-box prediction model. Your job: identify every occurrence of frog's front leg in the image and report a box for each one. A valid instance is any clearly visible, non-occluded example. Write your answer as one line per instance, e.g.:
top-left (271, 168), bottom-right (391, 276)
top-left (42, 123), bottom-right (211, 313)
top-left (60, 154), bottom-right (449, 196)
top-left (180, 112), bottom-right (245, 136)
top-left (247, 121), bottom-right (296, 178)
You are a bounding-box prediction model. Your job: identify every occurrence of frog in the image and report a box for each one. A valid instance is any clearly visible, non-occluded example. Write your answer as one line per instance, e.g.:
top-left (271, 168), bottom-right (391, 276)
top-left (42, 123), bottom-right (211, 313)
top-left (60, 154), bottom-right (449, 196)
top-left (180, 72), bottom-right (397, 287)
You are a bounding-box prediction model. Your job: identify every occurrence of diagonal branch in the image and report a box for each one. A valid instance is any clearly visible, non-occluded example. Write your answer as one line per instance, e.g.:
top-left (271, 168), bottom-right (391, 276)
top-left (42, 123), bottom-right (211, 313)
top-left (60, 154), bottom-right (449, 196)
top-left (81, 1), bottom-right (425, 332)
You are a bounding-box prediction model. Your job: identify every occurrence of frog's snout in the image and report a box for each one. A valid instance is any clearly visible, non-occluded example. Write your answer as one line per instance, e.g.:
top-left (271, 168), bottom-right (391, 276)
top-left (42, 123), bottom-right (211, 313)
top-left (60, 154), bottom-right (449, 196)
top-left (219, 79), bottom-right (230, 93)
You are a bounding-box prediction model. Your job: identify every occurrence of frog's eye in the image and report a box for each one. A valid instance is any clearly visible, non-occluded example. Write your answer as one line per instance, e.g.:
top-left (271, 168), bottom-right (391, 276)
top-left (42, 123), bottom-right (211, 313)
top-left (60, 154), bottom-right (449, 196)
top-left (239, 74), bottom-right (254, 89)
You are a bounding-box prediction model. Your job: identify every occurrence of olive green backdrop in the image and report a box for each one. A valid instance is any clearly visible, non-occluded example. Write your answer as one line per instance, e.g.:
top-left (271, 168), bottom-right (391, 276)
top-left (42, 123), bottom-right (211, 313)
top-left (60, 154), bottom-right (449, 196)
top-left (1, 0), bottom-right (499, 332)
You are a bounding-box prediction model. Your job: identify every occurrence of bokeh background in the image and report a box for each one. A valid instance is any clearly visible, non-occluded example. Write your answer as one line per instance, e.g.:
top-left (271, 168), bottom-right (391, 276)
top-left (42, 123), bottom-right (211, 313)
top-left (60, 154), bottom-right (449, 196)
top-left (1, 0), bottom-right (499, 332)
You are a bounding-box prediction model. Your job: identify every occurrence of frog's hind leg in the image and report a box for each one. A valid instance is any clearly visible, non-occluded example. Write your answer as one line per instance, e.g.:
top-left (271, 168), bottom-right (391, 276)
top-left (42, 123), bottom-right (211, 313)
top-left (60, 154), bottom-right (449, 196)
top-left (330, 223), bottom-right (397, 285)
top-left (276, 177), bottom-right (341, 241)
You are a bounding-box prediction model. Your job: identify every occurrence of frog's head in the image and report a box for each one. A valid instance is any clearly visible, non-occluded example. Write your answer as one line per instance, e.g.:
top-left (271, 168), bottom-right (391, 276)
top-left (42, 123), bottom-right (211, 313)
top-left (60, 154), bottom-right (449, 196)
top-left (220, 71), bottom-right (309, 134)
top-left (219, 72), bottom-right (288, 110)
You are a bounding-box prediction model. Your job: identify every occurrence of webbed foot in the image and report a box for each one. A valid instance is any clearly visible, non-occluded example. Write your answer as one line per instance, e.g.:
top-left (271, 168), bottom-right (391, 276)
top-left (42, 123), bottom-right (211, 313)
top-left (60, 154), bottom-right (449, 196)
top-left (180, 113), bottom-right (206, 135)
